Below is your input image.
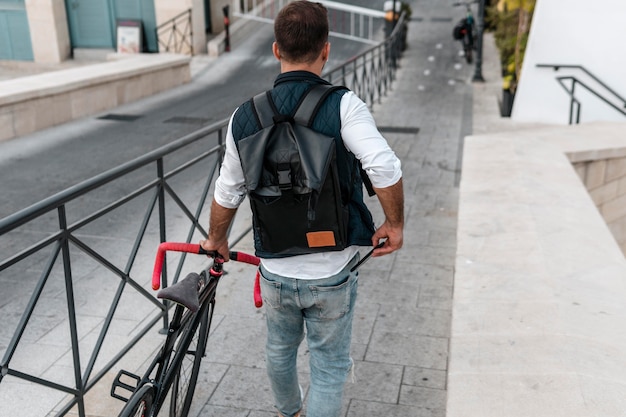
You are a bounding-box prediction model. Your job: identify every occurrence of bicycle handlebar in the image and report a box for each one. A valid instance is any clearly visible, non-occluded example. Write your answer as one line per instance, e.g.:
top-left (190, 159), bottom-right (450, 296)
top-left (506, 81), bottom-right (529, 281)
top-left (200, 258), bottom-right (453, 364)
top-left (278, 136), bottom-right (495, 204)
top-left (152, 242), bottom-right (262, 307)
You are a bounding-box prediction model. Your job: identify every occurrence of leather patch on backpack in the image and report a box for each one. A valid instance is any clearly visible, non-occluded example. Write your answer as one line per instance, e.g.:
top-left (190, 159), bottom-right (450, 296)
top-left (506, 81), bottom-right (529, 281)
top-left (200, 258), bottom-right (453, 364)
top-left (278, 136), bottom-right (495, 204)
top-left (306, 231), bottom-right (336, 248)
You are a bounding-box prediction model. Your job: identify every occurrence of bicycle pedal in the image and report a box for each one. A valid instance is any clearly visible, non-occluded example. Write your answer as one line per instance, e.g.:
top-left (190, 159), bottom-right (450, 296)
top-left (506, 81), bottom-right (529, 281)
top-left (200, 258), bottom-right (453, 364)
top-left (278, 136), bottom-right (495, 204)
top-left (111, 369), bottom-right (141, 402)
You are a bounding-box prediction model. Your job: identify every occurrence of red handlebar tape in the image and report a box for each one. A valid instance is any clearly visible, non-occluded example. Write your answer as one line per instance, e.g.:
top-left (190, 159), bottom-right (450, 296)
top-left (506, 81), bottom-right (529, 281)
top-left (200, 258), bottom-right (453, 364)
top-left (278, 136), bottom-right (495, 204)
top-left (151, 242), bottom-right (262, 307)
top-left (231, 251), bottom-right (263, 308)
top-left (152, 243), bottom-right (204, 290)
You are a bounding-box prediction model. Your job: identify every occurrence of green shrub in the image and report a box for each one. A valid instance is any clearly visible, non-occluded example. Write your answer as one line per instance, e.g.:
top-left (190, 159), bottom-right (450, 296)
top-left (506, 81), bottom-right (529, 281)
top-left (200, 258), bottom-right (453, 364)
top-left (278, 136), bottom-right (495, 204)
top-left (486, 0), bottom-right (535, 93)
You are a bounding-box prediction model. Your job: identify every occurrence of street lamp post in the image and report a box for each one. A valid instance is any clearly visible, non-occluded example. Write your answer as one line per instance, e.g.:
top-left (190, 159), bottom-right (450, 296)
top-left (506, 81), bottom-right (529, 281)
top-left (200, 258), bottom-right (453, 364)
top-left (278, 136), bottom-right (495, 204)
top-left (472, 0), bottom-right (485, 82)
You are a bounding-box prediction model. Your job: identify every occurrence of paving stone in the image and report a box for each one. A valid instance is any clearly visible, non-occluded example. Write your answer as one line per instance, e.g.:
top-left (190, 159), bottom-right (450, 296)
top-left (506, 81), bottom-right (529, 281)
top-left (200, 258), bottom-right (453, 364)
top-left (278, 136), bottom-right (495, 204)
top-left (345, 360), bottom-right (403, 403)
top-left (402, 366), bottom-right (447, 390)
top-left (205, 366), bottom-right (279, 412)
top-left (418, 284), bottom-right (453, 311)
top-left (390, 262), bottom-right (454, 286)
top-left (374, 304), bottom-right (451, 338)
top-left (366, 330), bottom-right (449, 370)
top-left (346, 399), bottom-right (442, 417)
top-left (399, 384), bottom-right (447, 410)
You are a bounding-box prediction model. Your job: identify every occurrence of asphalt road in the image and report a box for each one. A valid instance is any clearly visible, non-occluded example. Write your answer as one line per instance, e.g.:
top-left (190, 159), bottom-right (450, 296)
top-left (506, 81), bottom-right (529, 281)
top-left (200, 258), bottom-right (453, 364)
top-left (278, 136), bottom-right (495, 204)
top-left (0, 9), bottom-right (385, 219)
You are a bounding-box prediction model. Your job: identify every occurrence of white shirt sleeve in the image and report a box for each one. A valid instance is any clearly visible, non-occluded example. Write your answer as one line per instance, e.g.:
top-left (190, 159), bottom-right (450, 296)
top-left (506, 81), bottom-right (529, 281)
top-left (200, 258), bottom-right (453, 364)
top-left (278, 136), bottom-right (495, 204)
top-left (339, 91), bottom-right (402, 188)
top-left (213, 112), bottom-right (247, 209)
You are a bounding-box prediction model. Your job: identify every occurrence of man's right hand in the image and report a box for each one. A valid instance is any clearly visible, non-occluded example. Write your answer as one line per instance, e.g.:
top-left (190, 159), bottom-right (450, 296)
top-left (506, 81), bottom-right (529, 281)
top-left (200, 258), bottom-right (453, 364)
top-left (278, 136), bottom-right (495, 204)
top-left (371, 178), bottom-right (404, 257)
top-left (371, 221), bottom-right (403, 257)
top-left (200, 238), bottom-right (231, 262)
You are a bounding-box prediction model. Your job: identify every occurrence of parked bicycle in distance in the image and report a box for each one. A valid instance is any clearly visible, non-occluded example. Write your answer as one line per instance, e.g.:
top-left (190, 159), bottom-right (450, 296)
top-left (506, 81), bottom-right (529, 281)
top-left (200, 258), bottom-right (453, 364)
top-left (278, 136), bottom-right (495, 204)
top-left (110, 242), bottom-right (260, 417)
top-left (452, 1), bottom-right (478, 64)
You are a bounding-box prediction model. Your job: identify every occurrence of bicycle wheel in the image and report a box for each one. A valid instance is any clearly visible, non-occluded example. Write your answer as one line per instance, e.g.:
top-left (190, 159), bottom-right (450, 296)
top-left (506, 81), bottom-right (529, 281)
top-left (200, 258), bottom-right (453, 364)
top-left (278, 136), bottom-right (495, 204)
top-left (119, 384), bottom-right (156, 417)
top-left (168, 301), bottom-right (211, 417)
top-left (465, 46), bottom-right (473, 64)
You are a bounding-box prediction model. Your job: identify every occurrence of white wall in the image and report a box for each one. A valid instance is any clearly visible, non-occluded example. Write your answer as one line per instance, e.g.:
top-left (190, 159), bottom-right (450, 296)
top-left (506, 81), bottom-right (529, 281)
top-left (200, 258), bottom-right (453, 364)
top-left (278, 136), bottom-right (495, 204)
top-left (512, 0), bottom-right (626, 125)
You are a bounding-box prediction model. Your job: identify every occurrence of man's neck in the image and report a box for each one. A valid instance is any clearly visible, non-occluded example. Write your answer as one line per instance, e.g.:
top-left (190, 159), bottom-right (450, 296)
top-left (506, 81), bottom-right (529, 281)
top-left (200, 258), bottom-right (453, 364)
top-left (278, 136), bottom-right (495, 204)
top-left (280, 62), bottom-right (322, 76)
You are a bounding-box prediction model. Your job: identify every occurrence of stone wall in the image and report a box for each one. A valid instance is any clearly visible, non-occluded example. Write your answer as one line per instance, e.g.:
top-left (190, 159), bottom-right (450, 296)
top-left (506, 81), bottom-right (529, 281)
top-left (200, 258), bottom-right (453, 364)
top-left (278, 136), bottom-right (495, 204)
top-left (0, 54), bottom-right (190, 142)
top-left (450, 121), bottom-right (626, 417)
top-left (573, 156), bottom-right (626, 255)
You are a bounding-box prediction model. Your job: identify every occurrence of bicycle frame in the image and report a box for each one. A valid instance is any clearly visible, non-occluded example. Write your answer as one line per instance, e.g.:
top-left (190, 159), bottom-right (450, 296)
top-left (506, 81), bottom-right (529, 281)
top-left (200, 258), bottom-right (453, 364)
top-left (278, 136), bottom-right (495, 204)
top-left (111, 268), bottom-right (219, 412)
top-left (151, 278), bottom-right (215, 410)
top-left (112, 243), bottom-right (260, 416)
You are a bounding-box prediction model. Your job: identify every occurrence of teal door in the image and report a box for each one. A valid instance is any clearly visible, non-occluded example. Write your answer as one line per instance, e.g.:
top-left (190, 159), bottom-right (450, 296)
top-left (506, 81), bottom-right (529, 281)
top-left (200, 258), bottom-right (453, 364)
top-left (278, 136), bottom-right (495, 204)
top-left (65, 0), bottom-right (157, 52)
top-left (0, 0), bottom-right (34, 60)
top-left (65, 0), bottom-right (115, 48)
top-left (112, 0), bottom-right (157, 52)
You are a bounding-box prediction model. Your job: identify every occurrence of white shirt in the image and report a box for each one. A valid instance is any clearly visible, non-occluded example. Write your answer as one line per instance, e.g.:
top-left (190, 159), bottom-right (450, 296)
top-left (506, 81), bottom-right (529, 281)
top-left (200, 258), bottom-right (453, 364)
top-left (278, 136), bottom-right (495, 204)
top-left (215, 90), bottom-right (402, 279)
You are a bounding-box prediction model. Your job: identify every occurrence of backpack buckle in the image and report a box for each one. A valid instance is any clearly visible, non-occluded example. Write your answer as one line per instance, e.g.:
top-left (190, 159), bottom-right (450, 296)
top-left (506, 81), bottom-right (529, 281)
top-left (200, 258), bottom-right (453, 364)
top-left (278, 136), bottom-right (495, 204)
top-left (277, 163), bottom-right (292, 190)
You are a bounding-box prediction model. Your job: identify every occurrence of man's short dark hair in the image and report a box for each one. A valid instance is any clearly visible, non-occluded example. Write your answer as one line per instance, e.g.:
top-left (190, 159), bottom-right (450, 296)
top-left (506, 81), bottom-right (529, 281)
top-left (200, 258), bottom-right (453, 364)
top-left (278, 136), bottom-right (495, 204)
top-left (274, 1), bottom-right (329, 64)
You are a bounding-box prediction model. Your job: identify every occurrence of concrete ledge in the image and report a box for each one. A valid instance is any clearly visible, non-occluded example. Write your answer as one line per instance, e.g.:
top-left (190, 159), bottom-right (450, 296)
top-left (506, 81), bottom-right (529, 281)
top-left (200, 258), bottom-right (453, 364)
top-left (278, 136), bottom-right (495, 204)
top-left (0, 53), bottom-right (191, 142)
top-left (450, 122), bottom-right (626, 416)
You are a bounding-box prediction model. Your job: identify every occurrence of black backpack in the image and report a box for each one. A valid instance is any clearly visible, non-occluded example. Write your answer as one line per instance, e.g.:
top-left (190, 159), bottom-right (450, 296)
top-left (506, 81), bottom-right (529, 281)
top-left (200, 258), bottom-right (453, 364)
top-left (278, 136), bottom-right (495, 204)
top-left (235, 84), bottom-right (350, 257)
top-left (453, 18), bottom-right (468, 40)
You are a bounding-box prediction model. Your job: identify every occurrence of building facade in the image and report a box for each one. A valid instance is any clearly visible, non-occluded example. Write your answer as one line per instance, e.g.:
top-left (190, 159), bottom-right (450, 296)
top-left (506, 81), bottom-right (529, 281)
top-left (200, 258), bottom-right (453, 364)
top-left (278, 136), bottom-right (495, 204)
top-left (0, 0), bottom-right (228, 62)
top-left (512, 0), bottom-right (626, 124)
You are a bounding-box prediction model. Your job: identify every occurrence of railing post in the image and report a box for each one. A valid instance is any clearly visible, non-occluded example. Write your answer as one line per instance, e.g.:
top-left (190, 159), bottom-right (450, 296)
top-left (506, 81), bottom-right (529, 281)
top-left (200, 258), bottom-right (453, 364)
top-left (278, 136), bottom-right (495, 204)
top-left (157, 159), bottom-right (169, 331)
top-left (58, 205), bottom-right (86, 416)
top-left (569, 80), bottom-right (576, 125)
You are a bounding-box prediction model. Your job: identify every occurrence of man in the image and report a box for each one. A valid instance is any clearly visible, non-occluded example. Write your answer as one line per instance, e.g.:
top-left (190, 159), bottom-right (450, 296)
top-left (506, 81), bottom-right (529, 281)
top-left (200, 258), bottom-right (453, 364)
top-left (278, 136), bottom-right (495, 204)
top-left (200, 2), bottom-right (403, 416)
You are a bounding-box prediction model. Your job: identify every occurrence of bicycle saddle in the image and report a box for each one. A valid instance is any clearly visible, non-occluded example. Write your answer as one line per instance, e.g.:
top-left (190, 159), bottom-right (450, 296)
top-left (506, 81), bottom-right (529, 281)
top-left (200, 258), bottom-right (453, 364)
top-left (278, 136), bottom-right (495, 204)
top-left (157, 272), bottom-right (202, 312)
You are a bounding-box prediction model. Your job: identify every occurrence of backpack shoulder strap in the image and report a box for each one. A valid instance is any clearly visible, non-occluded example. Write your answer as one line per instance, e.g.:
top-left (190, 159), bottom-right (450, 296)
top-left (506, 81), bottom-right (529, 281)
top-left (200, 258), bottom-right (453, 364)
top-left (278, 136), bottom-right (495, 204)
top-left (251, 91), bottom-right (278, 129)
top-left (293, 85), bottom-right (348, 127)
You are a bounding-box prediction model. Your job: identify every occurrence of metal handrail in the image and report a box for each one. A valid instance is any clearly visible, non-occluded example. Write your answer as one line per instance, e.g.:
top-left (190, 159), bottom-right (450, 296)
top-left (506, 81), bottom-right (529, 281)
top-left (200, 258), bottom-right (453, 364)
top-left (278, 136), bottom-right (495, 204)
top-left (324, 12), bottom-right (406, 107)
top-left (537, 64), bottom-right (626, 124)
top-left (0, 14), bottom-right (408, 416)
top-left (156, 8), bottom-right (193, 55)
top-left (0, 120), bottom-right (237, 416)
top-left (233, 0), bottom-right (387, 44)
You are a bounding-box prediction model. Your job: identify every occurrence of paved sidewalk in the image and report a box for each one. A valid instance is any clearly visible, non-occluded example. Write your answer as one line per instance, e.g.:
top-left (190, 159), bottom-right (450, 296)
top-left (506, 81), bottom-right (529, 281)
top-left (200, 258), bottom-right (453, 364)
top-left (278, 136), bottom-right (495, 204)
top-left (189, 3), bottom-right (480, 414)
top-left (189, 2), bottom-right (483, 415)
top-left (0, 0), bottom-right (500, 415)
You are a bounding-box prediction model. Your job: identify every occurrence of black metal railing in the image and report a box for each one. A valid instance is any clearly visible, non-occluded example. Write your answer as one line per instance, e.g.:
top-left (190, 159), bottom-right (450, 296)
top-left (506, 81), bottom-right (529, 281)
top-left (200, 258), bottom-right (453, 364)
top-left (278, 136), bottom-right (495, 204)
top-left (156, 9), bottom-right (194, 55)
top-left (324, 13), bottom-right (407, 107)
top-left (0, 122), bottom-right (243, 416)
top-left (537, 64), bottom-right (626, 124)
top-left (0, 14), bottom-right (407, 416)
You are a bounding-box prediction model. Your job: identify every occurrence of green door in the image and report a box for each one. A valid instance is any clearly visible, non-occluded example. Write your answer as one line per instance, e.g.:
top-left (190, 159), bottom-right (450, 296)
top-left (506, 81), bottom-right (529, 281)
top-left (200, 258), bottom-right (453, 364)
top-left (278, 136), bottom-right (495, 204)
top-left (0, 0), bottom-right (34, 60)
top-left (65, 0), bottom-right (115, 48)
top-left (65, 0), bottom-right (157, 52)
top-left (112, 0), bottom-right (157, 52)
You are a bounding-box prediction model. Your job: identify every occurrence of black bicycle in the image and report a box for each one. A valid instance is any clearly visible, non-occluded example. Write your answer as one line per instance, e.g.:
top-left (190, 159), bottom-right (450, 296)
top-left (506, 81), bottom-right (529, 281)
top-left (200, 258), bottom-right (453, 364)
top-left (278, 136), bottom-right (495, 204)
top-left (452, 1), bottom-right (478, 64)
top-left (110, 242), bottom-right (260, 417)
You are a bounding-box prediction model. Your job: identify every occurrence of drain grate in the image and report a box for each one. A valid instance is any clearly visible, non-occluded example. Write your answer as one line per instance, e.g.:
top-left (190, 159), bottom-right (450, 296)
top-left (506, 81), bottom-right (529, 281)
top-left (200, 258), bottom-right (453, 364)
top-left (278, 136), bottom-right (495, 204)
top-left (97, 114), bottom-right (142, 122)
top-left (164, 116), bottom-right (210, 125)
top-left (377, 126), bottom-right (420, 134)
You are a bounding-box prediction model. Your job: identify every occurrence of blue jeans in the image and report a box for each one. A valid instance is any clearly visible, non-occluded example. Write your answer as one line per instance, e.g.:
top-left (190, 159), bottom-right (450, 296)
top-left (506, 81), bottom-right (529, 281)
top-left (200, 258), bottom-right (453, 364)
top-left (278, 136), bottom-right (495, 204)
top-left (259, 255), bottom-right (359, 417)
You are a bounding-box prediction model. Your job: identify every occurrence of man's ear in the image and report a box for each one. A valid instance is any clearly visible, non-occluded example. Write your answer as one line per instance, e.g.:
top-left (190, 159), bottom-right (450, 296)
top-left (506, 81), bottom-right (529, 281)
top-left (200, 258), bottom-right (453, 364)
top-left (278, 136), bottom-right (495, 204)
top-left (322, 42), bottom-right (330, 62)
top-left (272, 42), bottom-right (281, 61)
